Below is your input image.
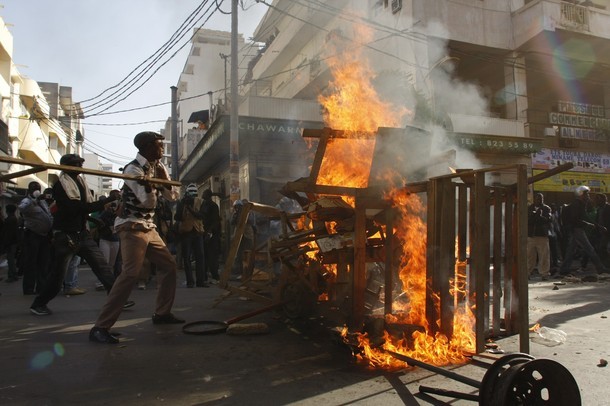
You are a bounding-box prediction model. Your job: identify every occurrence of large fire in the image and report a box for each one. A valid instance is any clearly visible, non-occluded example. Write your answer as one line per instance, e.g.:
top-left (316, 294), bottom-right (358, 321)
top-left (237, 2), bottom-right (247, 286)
top-left (317, 27), bottom-right (475, 368)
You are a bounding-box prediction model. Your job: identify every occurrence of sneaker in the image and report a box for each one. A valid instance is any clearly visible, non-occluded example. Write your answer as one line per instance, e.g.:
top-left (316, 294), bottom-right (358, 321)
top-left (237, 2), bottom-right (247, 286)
top-left (152, 313), bottom-right (185, 324)
top-left (95, 282), bottom-right (105, 291)
top-left (137, 282), bottom-right (146, 290)
top-left (30, 305), bottom-right (52, 316)
top-left (209, 279), bottom-right (219, 285)
top-left (64, 287), bottom-right (87, 296)
top-left (123, 300), bottom-right (136, 309)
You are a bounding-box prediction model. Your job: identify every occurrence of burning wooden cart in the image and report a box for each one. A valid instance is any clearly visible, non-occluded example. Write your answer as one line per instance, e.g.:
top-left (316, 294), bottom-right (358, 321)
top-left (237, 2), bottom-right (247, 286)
top-left (220, 125), bottom-right (575, 360)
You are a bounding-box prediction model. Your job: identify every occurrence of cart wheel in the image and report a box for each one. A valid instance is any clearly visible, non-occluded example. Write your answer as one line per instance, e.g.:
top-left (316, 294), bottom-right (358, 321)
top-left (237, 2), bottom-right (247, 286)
top-left (479, 353), bottom-right (535, 405)
top-left (182, 320), bottom-right (228, 335)
top-left (492, 358), bottom-right (581, 406)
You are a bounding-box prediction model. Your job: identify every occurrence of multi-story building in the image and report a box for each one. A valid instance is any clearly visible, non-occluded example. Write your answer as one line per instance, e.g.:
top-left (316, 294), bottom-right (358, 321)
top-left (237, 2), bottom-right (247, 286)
top-left (176, 28), bottom-right (252, 168)
top-left (179, 0), bottom-right (610, 210)
top-left (0, 16), bottom-right (87, 206)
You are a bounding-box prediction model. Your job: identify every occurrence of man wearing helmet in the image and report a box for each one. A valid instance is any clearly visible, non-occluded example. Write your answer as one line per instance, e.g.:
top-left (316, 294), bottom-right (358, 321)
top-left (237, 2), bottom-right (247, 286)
top-left (557, 185), bottom-right (609, 277)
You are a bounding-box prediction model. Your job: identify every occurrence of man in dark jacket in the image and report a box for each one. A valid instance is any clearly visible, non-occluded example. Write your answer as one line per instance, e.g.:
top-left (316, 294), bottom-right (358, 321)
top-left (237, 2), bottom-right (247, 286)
top-left (558, 186), bottom-right (609, 277)
top-left (29, 154), bottom-right (133, 316)
top-left (527, 193), bottom-right (552, 280)
top-left (201, 189), bottom-right (221, 282)
top-left (18, 181), bottom-right (53, 294)
top-left (594, 193), bottom-right (610, 268)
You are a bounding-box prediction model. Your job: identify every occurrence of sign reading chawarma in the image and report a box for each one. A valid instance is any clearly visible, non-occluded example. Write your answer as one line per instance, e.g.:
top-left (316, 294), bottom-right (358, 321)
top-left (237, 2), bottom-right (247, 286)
top-left (454, 133), bottom-right (541, 153)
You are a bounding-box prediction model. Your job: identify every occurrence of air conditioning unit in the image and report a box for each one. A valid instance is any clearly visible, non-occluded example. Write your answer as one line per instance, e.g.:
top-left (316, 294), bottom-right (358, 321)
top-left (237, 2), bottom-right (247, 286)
top-left (544, 127), bottom-right (557, 136)
top-left (391, 0), bottom-right (402, 14)
top-left (209, 175), bottom-right (224, 196)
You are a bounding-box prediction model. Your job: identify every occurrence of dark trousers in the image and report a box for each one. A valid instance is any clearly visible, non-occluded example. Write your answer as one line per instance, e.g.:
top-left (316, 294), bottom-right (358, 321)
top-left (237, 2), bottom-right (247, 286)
top-left (6, 243), bottom-right (18, 280)
top-left (560, 228), bottom-right (607, 274)
top-left (181, 231), bottom-right (205, 286)
top-left (32, 231), bottom-right (116, 308)
top-left (22, 230), bottom-right (51, 294)
top-left (204, 234), bottom-right (220, 280)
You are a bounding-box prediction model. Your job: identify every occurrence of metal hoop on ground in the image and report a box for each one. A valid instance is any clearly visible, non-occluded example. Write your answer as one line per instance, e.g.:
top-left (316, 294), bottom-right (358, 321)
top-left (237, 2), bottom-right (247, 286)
top-left (182, 320), bottom-right (230, 335)
top-left (182, 301), bottom-right (287, 336)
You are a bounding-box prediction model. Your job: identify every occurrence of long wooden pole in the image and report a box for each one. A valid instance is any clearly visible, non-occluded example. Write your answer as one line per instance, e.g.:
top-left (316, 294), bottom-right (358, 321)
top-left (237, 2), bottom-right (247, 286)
top-left (0, 155), bottom-right (181, 187)
top-left (0, 166), bottom-right (47, 182)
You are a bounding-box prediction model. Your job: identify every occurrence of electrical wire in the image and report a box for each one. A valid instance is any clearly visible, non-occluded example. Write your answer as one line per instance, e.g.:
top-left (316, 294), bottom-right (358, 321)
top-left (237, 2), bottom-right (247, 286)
top-left (78, 0), bottom-right (212, 109)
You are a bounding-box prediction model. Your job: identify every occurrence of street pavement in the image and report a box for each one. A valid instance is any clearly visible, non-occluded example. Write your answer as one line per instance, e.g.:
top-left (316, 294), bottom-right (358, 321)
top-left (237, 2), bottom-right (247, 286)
top-left (0, 263), bottom-right (608, 405)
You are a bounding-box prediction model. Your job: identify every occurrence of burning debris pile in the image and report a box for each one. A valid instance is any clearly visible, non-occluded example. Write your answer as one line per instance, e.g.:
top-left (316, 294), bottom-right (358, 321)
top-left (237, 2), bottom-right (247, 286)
top-left (222, 26), bottom-right (534, 371)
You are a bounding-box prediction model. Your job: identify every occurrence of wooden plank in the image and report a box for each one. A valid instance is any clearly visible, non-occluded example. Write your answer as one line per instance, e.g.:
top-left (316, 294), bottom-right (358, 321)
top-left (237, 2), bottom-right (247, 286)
top-left (515, 164), bottom-right (530, 354)
top-left (472, 172), bottom-right (490, 354)
top-left (0, 155), bottom-right (181, 186)
top-left (426, 179), bottom-right (440, 334)
top-left (309, 129), bottom-right (330, 184)
top-left (504, 187), bottom-right (515, 333)
top-left (527, 162), bottom-right (574, 184)
top-left (455, 184), bottom-right (469, 309)
top-left (351, 199), bottom-right (367, 330)
top-left (0, 166), bottom-right (47, 181)
top-left (384, 209), bottom-right (395, 315)
top-left (220, 202), bottom-right (253, 287)
top-left (492, 188), bottom-right (503, 336)
top-left (439, 179), bottom-right (456, 338)
top-left (457, 185), bottom-right (468, 263)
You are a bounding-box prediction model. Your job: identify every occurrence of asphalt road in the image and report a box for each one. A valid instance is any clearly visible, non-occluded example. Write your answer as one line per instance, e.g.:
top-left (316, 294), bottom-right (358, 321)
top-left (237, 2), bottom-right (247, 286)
top-left (1, 264), bottom-right (608, 405)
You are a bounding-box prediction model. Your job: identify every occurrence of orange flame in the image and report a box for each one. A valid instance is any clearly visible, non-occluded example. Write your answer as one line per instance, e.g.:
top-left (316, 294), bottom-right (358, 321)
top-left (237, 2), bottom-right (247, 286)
top-left (316, 25), bottom-right (408, 189)
top-left (319, 25), bottom-right (475, 368)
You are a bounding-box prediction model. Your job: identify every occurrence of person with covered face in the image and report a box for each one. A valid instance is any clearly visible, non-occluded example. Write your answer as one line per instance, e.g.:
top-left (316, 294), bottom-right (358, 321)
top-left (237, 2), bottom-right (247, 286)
top-left (18, 181), bottom-right (54, 295)
top-left (174, 183), bottom-right (207, 287)
top-left (90, 131), bottom-right (182, 344)
top-left (29, 154), bottom-right (130, 316)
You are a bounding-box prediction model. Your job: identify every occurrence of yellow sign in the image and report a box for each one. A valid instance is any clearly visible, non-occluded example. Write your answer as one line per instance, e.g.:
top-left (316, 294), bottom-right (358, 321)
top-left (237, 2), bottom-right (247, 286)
top-left (532, 170), bottom-right (610, 193)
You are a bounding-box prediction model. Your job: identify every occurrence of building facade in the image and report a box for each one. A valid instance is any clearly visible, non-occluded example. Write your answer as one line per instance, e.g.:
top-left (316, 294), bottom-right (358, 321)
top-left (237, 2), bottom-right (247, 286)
top-left (177, 0), bottom-right (610, 218)
top-left (0, 16), bottom-right (100, 208)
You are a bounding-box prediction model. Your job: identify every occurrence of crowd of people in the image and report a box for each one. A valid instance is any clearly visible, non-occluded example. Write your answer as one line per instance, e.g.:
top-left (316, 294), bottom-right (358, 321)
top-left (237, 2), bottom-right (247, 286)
top-left (0, 131), bottom-right (226, 345)
top-left (528, 186), bottom-right (610, 281)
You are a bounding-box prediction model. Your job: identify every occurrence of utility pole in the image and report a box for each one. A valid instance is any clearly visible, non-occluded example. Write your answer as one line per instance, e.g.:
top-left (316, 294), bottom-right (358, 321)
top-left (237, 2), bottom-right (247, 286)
top-left (171, 86), bottom-right (179, 180)
top-left (219, 53), bottom-right (229, 108)
top-left (229, 0), bottom-right (240, 204)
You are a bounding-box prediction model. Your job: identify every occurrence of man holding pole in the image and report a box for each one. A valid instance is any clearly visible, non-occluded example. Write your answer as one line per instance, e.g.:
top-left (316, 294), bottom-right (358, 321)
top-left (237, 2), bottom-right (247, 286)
top-left (89, 131), bottom-right (183, 344)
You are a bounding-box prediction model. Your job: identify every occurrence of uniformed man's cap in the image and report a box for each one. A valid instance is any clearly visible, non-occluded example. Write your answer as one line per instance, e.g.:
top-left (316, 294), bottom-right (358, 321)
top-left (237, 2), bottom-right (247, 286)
top-left (134, 131), bottom-right (164, 150)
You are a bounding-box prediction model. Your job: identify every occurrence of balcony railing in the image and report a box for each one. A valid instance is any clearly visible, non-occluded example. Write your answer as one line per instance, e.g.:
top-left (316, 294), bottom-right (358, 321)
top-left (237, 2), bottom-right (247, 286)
top-left (560, 2), bottom-right (589, 31)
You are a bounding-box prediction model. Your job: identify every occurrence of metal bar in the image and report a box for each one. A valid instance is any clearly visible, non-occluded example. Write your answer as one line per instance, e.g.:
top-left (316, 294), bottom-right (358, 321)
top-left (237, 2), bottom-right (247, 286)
top-left (0, 155), bottom-right (181, 186)
top-left (384, 350), bottom-right (481, 389)
top-left (418, 385), bottom-right (479, 402)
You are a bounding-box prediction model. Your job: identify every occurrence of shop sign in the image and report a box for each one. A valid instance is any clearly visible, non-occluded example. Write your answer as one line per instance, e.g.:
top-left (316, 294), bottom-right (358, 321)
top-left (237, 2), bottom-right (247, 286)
top-left (454, 133), bottom-right (541, 153)
top-left (532, 148), bottom-right (610, 174)
top-left (532, 169), bottom-right (610, 194)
